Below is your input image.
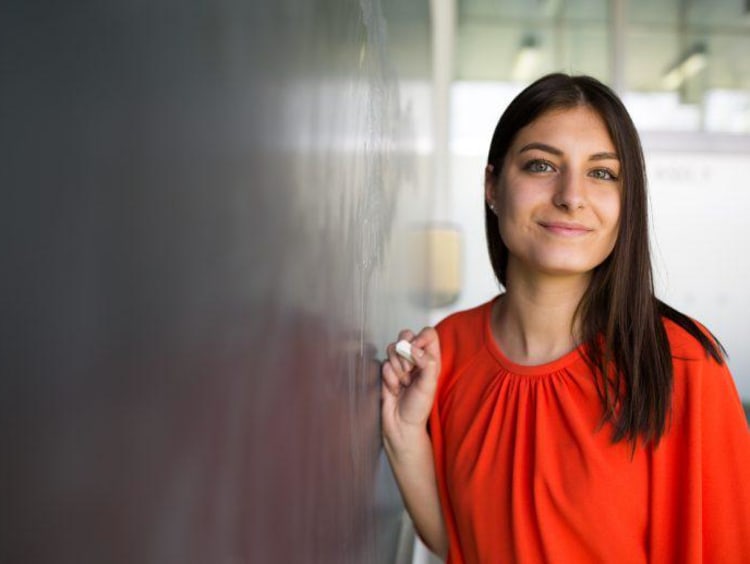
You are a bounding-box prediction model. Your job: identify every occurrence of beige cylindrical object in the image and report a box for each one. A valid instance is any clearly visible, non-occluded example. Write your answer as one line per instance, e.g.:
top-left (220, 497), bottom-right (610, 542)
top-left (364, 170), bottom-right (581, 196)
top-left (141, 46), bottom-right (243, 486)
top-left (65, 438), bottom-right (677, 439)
top-left (407, 224), bottom-right (462, 308)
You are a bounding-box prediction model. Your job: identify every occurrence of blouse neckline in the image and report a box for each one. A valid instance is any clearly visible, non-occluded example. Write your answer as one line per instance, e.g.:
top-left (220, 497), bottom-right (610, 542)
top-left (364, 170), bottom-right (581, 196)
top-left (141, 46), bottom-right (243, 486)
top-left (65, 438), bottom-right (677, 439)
top-left (483, 295), bottom-right (586, 376)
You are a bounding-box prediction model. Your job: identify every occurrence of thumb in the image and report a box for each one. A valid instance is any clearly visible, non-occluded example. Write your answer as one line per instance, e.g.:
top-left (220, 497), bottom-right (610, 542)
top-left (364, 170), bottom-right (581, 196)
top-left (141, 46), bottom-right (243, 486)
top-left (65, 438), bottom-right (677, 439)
top-left (409, 344), bottom-right (440, 391)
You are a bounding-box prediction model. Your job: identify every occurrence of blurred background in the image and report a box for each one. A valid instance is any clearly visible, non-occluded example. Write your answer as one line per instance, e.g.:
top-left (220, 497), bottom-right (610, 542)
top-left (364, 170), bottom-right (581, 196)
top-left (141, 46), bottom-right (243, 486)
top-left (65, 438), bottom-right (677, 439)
top-left (1, 1), bottom-right (748, 563)
top-left (435, 0), bottom-right (750, 405)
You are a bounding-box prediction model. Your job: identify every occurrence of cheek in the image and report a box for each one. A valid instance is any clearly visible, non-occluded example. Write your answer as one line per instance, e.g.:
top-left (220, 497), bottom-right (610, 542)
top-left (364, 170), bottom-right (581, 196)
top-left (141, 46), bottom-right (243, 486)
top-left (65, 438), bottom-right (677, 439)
top-left (595, 190), bottom-right (622, 231)
top-left (600, 195), bottom-right (622, 252)
top-left (498, 180), bottom-right (538, 221)
top-left (496, 179), bottom-right (547, 247)
top-left (608, 200), bottom-right (622, 235)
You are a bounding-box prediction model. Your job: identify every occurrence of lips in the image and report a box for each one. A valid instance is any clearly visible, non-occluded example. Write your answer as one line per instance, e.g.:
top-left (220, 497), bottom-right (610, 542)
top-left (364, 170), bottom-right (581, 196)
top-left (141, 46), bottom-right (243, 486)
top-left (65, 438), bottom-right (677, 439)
top-left (538, 221), bottom-right (593, 236)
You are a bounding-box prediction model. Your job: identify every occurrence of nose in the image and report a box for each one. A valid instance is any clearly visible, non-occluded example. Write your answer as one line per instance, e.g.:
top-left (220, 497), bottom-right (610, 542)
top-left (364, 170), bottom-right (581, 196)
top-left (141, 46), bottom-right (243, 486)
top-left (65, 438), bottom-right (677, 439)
top-left (553, 169), bottom-right (585, 211)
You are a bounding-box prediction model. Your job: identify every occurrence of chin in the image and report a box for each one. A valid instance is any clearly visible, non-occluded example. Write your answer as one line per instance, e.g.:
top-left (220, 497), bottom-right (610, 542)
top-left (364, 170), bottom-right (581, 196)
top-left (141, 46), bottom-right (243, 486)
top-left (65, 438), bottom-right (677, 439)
top-left (506, 244), bottom-right (615, 280)
top-left (529, 255), bottom-right (610, 278)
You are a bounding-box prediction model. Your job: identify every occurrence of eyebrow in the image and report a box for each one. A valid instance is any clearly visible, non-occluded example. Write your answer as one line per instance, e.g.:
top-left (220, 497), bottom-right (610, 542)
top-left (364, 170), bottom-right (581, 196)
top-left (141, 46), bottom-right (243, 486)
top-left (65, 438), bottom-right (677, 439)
top-left (518, 142), bottom-right (619, 161)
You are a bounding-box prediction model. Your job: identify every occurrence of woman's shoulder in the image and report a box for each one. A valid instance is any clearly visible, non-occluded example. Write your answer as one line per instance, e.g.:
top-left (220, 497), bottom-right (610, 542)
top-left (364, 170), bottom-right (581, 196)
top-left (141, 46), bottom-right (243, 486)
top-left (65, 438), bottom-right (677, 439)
top-left (432, 298), bottom-right (498, 378)
top-left (662, 315), bottom-right (747, 453)
top-left (661, 313), bottom-right (735, 401)
top-left (662, 313), bottom-right (722, 363)
top-left (436, 298), bottom-right (492, 327)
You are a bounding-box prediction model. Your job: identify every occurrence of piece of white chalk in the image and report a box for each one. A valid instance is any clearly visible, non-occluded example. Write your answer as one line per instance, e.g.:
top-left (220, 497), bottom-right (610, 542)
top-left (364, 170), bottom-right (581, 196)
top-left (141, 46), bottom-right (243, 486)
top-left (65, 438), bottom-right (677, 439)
top-left (395, 340), bottom-right (415, 364)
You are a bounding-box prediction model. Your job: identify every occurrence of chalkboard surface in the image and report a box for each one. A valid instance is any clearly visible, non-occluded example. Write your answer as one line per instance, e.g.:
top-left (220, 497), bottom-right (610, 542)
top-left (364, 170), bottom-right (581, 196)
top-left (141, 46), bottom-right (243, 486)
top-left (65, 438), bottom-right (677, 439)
top-left (0, 1), bottom-right (431, 562)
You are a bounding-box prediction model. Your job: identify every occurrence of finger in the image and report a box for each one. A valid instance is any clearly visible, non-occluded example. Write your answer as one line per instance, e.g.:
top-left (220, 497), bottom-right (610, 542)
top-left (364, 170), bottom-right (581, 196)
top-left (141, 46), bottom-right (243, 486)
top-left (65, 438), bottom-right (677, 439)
top-left (393, 332), bottom-right (416, 372)
top-left (386, 344), bottom-right (412, 386)
top-left (411, 326), bottom-right (437, 347)
top-left (409, 344), bottom-right (426, 369)
top-left (382, 361), bottom-right (402, 396)
top-left (407, 337), bottom-right (439, 390)
top-left (390, 342), bottom-right (412, 373)
top-left (381, 381), bottom-right (396, 414)
top-left (397, 351), bottom-right (414, 374)
top-left (412, 326), bottom-right (440, 357)
top-left (397, 329), bottom-right (416, 342)
top-left (385, 342), bottom-right (404, 374)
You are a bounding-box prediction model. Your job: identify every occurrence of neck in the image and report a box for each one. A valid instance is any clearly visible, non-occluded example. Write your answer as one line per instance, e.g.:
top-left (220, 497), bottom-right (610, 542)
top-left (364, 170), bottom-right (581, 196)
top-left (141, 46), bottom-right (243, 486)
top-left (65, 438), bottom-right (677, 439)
top-left (493, 265), bottom-right (590, 365)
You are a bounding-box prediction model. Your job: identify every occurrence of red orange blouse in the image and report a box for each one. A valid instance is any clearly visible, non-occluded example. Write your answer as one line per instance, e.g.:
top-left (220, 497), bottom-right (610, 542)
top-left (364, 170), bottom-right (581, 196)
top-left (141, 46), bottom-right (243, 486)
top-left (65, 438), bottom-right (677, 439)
top-left (429, 298), bottom-right (750, 563)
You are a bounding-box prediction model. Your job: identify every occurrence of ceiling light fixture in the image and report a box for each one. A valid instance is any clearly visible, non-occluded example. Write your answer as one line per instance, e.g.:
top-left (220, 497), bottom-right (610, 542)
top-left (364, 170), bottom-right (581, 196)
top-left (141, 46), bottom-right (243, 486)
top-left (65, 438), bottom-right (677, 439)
top-left (662, 43), bottom-right (708, 90)
top-left (511, 36), bottom-right (540, 82)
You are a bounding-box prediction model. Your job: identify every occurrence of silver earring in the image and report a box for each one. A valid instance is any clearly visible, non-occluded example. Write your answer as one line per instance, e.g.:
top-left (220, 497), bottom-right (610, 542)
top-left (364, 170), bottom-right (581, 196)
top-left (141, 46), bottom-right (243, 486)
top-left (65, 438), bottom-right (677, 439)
top-left (489, 203), bottom-right (497, 214)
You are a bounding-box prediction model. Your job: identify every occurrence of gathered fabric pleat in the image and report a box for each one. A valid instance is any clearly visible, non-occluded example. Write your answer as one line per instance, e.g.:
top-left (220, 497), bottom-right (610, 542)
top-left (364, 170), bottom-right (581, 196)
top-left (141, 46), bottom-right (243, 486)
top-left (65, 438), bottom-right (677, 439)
top-left (430, 298), bottom-right (750, 564)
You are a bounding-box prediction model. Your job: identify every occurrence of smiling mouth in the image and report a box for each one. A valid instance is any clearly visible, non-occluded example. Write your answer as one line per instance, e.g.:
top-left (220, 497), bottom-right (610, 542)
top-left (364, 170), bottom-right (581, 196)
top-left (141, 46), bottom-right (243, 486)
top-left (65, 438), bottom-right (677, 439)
top-left (538, 221), bottom-right (593, 236)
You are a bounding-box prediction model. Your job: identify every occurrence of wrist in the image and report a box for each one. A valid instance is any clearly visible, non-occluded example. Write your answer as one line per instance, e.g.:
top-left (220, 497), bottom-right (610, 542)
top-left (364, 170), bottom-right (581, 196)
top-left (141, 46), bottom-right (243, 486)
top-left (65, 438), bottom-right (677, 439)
top-left (383, 425), bottom-right (431, 462)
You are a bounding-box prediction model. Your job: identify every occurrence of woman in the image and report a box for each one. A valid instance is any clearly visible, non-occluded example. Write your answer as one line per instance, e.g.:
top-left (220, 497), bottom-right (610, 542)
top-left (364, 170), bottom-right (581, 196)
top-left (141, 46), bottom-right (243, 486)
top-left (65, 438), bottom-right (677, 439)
top-left (381, 73), bottom-right (750, 563)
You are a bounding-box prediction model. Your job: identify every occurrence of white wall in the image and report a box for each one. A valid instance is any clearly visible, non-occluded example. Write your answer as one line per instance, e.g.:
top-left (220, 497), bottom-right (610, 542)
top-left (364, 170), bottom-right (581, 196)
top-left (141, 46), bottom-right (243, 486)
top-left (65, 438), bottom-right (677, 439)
top-left (648, 152), bottom-right (750, 397)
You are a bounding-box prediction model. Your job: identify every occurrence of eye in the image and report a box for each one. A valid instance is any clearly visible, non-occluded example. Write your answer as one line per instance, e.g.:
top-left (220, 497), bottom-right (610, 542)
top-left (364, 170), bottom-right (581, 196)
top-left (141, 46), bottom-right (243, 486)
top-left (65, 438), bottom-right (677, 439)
top-left (523, 159), bottom-right (555, 173)
top-left (589, 168), bottom-right (618, 181)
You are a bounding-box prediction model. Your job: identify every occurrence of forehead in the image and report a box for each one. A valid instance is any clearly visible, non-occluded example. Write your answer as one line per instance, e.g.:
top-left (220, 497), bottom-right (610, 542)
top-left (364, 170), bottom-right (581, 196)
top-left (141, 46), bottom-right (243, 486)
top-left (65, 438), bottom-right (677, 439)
top-left (512, 105), bottom-right (616, 151)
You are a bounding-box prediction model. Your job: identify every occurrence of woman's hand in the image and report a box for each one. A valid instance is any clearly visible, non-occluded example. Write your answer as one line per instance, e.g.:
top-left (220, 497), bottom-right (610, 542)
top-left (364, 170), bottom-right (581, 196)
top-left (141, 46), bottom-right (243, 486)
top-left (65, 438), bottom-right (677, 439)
top-left (381, 327), bottom-right (448, 558)
top-left (381, 327), bottom-right (441, 448)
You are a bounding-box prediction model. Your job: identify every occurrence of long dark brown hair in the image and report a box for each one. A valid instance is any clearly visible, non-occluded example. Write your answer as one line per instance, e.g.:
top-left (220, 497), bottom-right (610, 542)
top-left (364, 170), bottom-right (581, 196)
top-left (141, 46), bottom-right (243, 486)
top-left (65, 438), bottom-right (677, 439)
top-left (485, 73), bottom-right (725, 447)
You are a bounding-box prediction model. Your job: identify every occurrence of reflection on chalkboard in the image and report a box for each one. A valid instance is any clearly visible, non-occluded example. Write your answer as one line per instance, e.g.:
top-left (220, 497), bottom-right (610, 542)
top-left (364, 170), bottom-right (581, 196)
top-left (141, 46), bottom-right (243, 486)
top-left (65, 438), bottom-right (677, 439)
top-left (0, 1), bottom-right (432, 563)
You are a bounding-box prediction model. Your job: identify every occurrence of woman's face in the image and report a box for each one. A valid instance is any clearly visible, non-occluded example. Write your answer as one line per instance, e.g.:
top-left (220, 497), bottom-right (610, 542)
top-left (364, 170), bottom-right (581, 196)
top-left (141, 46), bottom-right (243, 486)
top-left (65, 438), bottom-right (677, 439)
top-left (487, 105), bottom-right (622, 282)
